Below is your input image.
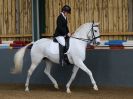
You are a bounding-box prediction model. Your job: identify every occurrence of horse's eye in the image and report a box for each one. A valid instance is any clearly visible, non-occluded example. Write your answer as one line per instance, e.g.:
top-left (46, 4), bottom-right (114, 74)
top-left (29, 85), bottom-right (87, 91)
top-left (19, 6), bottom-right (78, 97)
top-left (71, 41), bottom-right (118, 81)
top-left (94, 30), bottom-right (97, 32)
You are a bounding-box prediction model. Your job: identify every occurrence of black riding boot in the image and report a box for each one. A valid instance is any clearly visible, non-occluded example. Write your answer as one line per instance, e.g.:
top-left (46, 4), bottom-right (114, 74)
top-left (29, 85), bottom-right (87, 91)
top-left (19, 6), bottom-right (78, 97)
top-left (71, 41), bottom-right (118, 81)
top-left (59, 44), bottom-right (64, 66)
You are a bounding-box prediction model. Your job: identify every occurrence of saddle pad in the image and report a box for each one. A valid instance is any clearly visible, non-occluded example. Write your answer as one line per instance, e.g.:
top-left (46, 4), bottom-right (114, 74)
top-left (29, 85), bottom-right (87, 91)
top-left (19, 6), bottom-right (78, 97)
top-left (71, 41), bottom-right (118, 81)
top-left (49, 41), bottom-right (59, 54)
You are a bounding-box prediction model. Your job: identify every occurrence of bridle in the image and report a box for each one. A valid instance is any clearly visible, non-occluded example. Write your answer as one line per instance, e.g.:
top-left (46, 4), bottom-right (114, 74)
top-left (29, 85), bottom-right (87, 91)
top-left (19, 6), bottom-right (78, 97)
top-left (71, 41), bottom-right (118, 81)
top-left (44, 22), bottom-right (100, 44)
top-left (71, 23), bottom-right (100, 43)
top-left (90, 23), bottom-right (100, 44)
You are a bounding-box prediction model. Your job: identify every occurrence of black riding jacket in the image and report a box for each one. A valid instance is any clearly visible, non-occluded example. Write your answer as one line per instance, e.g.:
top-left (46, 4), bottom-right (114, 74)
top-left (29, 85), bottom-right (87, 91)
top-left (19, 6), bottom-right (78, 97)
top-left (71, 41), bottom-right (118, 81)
top-left (54, 14), bottom-right (69, 37)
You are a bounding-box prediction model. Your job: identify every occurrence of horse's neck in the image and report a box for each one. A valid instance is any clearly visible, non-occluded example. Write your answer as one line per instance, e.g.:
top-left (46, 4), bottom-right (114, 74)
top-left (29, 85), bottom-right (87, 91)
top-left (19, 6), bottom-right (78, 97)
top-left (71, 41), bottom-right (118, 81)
top-left (72, 30), bottom-right (88, 39)
top-left (71, 23), bottom-right (92, 51)
top-left (72, 24), bottom-right (91, 39)
top-left (72, 32), bottom-right (87, 39)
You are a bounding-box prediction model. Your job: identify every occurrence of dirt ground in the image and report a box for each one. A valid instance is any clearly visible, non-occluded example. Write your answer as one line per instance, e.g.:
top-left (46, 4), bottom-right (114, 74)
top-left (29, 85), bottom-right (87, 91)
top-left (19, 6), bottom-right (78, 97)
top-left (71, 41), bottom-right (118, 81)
top-left (0, 84), bottom-right (133, 99)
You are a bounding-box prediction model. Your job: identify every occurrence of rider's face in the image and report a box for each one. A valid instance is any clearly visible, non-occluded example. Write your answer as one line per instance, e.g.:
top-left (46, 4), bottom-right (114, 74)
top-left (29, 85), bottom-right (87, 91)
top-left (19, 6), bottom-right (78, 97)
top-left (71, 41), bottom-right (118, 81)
top-left (64, 12), bottom-right (69, 17)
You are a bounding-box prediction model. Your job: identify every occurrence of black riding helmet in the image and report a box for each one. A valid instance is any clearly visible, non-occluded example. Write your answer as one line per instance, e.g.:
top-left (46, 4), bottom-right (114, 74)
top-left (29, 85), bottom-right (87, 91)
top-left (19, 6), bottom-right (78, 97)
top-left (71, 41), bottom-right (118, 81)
top-left (62, 5), bottom-right (71, 14)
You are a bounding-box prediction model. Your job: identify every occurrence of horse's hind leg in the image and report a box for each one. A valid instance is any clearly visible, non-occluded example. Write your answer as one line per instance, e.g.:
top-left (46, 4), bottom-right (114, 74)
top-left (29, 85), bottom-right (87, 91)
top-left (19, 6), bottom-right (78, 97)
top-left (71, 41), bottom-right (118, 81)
top-left (44, 59), bottom-right (59, 89)
top-left (25, 57), bottom-right (42, 92)
top-left (25, 63), bottom-right (37, 91)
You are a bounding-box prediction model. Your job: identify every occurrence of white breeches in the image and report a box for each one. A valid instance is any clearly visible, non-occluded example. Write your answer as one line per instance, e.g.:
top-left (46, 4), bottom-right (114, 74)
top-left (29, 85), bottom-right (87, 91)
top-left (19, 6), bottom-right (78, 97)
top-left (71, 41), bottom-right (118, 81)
top-left (56, 36), bottom-right (65, 46)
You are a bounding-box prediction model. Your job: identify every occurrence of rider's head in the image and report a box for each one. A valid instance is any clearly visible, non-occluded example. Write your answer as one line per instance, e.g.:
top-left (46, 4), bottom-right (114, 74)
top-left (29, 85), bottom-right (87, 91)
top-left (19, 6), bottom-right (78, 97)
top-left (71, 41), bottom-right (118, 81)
top-left (62, 5), bottom-right (71, 16)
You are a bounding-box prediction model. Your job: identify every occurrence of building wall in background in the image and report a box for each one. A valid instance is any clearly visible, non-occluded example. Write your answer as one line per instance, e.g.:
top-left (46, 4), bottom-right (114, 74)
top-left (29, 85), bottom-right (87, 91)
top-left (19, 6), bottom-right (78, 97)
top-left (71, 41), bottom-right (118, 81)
top-left (0, 0), bottom-right (32, 41)
top-left (44, 0), bottom-right (133, 40)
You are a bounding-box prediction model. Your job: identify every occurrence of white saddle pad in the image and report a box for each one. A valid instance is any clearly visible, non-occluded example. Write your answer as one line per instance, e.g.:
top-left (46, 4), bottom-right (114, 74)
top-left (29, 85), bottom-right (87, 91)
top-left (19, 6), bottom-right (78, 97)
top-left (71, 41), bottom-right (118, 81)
top-left (49, 41), bottom-right (59, 54)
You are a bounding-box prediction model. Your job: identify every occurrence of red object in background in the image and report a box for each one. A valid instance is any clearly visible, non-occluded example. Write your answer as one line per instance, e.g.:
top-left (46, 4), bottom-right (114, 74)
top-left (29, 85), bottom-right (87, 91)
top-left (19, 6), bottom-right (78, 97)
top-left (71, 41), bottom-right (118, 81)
top-left (10, 41), bottom-right (32, 49)
top-left (10, 43), bottom-right (24, 47)
top-left (13, 41), bottom-right (25, 45)
top-left (13, 41), bottom-right (31, 46)
top-left (0, 38), bottom-right (1, 44)
top-left (87, 45), bottom-right (94, 49)
top-left (109, 45), bottom-right (124, 49)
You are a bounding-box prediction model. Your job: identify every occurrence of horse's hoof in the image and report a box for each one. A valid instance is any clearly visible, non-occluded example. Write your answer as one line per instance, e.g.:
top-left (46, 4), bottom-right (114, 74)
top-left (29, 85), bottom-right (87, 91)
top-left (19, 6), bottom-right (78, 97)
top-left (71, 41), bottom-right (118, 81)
top-left (66, 88), bottom-right (71, 94)
top-left (25, 87), bottom-right (30, 92)
top-left (54, 84), bottom-right (59, 89)
top-left (93, 85), bottom-right (98, 91)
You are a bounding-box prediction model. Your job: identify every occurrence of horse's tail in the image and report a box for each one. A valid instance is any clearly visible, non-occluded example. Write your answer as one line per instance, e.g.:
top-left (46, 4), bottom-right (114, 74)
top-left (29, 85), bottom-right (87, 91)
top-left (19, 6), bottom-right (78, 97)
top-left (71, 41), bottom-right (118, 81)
top-left (11, 42), bottom-right (34, 74)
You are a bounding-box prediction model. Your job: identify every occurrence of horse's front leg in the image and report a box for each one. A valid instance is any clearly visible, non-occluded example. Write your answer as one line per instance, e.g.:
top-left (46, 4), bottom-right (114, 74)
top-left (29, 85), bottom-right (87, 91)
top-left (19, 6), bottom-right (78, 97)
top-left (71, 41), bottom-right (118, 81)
top-left (73, 58), bottom-right (98, 91)
top-left (66, 65), bottom-right (79, 93)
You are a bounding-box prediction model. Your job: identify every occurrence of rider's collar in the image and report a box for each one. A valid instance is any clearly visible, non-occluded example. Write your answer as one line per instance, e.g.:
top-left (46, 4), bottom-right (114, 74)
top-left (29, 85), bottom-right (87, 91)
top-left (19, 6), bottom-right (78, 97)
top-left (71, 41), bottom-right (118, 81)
top-left (61, 12), bottom-right (67, 20)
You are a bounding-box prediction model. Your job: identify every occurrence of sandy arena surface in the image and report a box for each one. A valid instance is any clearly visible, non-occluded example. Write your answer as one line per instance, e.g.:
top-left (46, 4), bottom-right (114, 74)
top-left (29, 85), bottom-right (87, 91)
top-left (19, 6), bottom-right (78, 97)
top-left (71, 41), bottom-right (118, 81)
top-left (0, 84), bottom-right (133, 99)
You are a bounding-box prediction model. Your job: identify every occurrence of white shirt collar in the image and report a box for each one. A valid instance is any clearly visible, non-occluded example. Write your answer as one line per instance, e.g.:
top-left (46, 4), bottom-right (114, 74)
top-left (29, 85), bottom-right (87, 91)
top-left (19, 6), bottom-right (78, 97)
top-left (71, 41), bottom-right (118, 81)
top-left (61, 12), bottom-right (66, 20)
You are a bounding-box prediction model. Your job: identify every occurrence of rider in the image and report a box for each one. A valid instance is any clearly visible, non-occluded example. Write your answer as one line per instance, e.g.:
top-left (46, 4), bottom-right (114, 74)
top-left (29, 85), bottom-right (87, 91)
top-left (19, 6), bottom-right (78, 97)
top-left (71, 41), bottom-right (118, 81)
top-left (54, 5), bottom-right (71, 66)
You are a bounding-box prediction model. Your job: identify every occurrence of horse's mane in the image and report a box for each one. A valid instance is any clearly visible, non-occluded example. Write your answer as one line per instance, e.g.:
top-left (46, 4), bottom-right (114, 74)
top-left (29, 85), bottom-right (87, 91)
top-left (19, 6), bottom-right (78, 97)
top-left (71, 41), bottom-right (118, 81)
top-left (73, 23), bottom-right (92, 36)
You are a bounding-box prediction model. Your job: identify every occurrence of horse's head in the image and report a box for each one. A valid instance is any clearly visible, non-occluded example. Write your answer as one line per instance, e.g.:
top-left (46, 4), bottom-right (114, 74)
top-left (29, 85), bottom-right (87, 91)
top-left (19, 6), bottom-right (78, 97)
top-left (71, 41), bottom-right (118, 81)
top-left (73, 22), bottom-right (101, 45)
top-left (87, 22), bottom-right (101, 46)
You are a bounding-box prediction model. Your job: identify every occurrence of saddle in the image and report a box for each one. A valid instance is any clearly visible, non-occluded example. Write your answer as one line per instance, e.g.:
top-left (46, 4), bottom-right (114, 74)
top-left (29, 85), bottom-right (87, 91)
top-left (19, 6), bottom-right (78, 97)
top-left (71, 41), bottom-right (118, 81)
top-left (53, 37), bottom-right (70, 64)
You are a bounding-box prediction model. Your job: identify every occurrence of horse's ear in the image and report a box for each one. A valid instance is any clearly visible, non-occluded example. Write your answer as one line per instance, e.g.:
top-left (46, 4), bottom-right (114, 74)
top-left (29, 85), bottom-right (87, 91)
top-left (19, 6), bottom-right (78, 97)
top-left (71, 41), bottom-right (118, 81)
top-left (94, 23), bottom-right (99, 27)
top-left (96, 23), bottom-right (100, 26)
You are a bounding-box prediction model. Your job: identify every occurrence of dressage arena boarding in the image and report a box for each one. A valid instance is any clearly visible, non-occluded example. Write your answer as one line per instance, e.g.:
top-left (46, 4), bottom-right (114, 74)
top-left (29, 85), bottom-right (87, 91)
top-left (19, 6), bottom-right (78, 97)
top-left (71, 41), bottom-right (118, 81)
top-left (0, 0), bottom-right (133, 99)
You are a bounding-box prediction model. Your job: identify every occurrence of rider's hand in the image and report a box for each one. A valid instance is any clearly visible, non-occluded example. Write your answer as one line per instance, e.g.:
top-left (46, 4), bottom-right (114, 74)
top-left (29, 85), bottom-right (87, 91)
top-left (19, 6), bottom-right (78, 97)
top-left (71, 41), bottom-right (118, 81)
top-left (68, 33), bottom-right (71, 37)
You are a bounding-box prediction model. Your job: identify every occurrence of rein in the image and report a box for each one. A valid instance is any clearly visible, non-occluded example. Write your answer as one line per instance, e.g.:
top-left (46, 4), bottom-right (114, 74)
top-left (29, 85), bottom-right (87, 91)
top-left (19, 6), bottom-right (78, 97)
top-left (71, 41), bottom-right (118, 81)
top-left (42, 22), bottom-right (100, 43)
top-left (42, 35), bottom-right (100, 43)
top-left (71, 36), bottom-right (101, 43)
